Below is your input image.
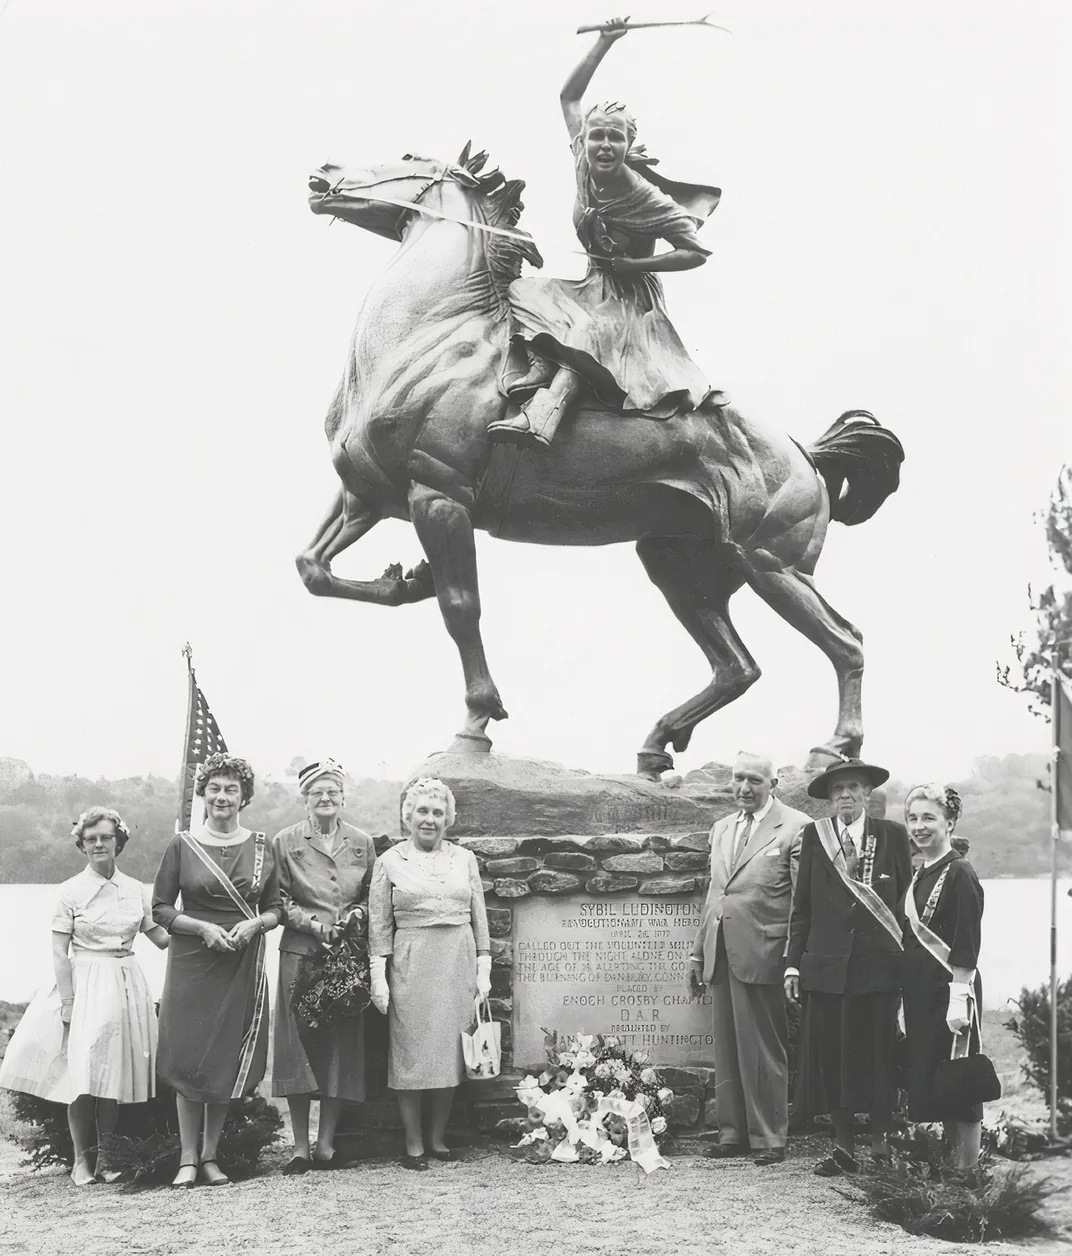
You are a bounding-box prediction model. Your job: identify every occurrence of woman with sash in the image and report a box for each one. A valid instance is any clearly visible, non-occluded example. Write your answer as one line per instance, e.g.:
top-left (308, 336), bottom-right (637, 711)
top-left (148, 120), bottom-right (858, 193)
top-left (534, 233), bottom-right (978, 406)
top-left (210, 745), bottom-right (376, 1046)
top-left (901, 784), bottom-right (986, 1171)
top-left (152, 753), bottom-right (281, 1188)
top-left (0, 808), bottom-right (168, 1185)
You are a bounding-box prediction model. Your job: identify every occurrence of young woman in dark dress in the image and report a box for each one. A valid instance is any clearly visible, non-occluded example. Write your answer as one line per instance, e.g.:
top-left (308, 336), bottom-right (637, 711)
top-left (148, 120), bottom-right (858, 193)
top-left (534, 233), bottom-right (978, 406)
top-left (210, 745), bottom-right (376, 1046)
top-left (153, 754), bottom-right (281, 1187)
top-left (900, 784), bottom-right (985, 1170)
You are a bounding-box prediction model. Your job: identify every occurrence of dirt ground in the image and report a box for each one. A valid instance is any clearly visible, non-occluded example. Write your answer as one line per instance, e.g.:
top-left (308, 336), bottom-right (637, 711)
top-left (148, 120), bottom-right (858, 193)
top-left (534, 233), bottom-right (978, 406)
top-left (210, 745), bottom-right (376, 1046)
top-left (2, 1014), bottom-right (1070, 1256)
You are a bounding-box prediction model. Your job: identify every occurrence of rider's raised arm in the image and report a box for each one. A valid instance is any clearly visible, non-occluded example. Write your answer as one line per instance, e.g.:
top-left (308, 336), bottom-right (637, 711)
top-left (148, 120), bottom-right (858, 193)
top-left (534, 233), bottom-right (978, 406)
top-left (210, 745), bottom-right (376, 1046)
top-left (560, 18), bottom-right (630, 140)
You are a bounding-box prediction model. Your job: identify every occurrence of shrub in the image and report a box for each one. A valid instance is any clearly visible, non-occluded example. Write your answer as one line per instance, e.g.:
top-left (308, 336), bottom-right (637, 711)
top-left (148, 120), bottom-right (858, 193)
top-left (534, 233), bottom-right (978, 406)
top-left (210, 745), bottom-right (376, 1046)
top-left (1005, 975), bottom-right (1072, 1135)
top-left (840, 1127), bottom-right (1062, 1242)
top-left (7, 1090), bottom-right (282, 1182)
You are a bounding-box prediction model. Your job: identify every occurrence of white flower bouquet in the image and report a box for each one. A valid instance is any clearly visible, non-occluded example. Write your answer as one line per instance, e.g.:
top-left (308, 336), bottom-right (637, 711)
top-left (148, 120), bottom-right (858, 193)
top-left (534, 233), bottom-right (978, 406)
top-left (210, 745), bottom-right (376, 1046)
top-left (511, 1030), bottom-right (674, 1172)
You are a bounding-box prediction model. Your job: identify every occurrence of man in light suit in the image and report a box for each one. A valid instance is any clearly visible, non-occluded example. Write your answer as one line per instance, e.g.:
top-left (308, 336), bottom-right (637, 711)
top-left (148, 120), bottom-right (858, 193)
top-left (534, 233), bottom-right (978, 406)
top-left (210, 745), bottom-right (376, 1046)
top-left (688, 752), bottom-right (811, 1166)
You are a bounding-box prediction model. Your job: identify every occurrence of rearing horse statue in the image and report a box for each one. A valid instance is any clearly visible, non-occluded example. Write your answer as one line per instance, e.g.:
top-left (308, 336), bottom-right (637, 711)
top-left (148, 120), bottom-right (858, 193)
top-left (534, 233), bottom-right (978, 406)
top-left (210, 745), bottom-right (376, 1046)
top-left (298, 146), bottom-right (903, 778)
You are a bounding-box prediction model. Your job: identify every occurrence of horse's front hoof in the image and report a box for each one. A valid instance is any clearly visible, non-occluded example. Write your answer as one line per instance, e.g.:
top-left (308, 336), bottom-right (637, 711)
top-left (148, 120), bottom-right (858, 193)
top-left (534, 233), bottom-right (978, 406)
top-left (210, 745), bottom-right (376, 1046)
top-left (636, 749), bottom-right (674, 781)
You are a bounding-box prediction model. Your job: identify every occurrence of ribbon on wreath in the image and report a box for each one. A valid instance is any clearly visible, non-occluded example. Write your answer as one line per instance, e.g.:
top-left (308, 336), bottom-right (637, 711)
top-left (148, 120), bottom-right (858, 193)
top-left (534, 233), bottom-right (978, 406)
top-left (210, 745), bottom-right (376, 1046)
top-left (515, 1084), bottom-right (670, 1174)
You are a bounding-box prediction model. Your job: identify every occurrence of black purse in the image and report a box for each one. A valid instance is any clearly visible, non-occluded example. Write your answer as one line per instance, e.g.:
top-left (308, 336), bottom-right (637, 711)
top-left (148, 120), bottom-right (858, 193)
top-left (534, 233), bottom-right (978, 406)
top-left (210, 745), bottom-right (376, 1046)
top-left (932, 999), bottom-right (1002, 1108)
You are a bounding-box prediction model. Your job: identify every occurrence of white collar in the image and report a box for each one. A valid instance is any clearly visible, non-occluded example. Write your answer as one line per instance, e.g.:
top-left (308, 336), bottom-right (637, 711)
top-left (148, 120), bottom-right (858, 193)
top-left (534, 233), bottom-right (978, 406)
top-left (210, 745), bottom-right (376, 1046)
top-left (79, 865), bottom-right (121, 887)
top-left (840, 812), bottom-right (866, 841)
top-left (738, 796), bottom-right (774, 826)
top-left (193, 823), bottom-right (251, 848)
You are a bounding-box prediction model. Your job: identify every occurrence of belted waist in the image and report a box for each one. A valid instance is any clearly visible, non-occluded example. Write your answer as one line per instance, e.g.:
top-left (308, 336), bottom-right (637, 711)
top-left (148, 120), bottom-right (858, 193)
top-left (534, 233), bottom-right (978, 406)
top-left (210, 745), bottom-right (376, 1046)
top-left (72, 946), bottom-right (133, 958)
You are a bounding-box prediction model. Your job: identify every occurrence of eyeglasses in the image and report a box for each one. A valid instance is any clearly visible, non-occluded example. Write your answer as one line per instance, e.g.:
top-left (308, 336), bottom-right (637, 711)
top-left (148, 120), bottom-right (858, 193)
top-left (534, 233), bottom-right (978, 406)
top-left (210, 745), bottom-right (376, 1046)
top-left (308, 789), bottom-right (342, 801)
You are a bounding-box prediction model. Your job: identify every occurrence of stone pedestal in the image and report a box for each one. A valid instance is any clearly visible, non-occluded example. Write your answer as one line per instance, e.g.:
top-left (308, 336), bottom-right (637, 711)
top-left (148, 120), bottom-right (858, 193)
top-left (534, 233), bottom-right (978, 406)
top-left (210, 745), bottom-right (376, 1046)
top-left (342, 753), bottom-right (850, 1142)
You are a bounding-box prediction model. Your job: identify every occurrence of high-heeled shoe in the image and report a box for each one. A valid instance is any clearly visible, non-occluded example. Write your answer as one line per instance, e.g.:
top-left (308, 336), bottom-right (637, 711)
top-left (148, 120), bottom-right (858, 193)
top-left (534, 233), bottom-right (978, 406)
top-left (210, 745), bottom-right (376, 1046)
top-left (170, 1161), bottom-right (199, 1189)
top-left (198, 1158), bottom-right (232, 1186)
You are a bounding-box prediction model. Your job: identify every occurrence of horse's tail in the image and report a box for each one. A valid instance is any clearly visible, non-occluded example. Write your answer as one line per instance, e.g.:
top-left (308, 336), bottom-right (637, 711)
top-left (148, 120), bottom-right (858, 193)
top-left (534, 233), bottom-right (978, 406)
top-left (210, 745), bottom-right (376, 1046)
top-left (805, 410), bottom-right (904, 526)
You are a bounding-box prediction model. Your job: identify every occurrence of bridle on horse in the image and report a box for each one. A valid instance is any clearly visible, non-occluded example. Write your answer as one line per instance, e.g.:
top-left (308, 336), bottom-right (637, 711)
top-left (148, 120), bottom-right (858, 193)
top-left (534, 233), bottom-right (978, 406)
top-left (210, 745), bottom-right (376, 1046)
top-left (313, 167), bottom-right (588, 256)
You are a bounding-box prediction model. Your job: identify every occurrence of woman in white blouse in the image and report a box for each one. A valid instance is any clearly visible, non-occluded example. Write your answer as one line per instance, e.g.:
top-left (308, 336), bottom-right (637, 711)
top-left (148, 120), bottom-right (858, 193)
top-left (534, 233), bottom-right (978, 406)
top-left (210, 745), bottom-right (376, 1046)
top-left (0, 808), bottom-right (168, 1185)
top-left (368, 778), bottom-right (491, 1168)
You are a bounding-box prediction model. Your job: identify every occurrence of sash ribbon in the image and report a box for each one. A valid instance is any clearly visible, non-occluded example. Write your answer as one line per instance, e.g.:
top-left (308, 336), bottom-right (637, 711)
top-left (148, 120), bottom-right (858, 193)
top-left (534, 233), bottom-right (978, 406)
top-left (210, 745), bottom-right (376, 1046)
top-left (180, 831), bottom-right (269, 1100)
top-left (814, 818), bottom-right (903, 950)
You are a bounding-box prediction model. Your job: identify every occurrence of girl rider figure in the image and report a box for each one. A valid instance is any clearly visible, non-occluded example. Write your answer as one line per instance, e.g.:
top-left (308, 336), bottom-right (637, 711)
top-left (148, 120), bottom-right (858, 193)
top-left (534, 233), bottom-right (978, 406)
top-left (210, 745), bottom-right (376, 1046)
top-left (489, 18), bottom-right (721, 450)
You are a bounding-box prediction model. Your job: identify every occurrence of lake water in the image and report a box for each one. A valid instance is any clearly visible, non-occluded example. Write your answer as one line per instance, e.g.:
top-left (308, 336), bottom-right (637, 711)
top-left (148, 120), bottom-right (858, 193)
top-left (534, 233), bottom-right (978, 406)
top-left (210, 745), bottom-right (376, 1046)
top-left (1, 878), bottom-right (1070, 1011)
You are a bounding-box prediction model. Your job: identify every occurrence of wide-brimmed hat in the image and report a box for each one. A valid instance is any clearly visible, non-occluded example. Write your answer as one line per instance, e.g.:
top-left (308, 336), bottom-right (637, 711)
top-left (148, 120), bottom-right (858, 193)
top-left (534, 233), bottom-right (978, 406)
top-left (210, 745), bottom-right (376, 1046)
top-left (807, 757), bottom-right (890, 799)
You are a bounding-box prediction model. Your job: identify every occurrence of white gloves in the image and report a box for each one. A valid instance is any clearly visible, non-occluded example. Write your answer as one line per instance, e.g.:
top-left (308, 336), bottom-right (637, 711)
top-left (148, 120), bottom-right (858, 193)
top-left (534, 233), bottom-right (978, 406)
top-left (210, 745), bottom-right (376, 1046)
top-left (476, 954), bottom-right (492, 997)
top-left (946, 980), bottom-right (973, 1034)
top-left (370, 955), bottom-right (390, 1015)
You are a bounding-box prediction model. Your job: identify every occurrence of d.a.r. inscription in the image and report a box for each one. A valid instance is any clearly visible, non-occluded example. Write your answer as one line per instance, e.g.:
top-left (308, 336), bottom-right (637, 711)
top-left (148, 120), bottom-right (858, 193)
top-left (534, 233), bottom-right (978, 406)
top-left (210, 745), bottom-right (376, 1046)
top-left (512, 895), bottom-right (714, 1068)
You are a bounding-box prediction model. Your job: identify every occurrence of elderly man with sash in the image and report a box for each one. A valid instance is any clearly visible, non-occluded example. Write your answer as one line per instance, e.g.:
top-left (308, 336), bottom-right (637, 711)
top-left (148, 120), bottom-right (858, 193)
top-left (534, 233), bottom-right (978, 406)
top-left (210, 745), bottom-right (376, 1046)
top-left (784, 758), bottom-right (912, 1176)
top-left (689, 752), bottom-right (811, 1166)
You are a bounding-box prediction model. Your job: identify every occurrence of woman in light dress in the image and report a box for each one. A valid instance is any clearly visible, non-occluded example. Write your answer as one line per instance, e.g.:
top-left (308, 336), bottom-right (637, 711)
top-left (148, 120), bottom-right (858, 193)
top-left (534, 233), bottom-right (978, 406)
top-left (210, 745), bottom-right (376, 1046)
top-left (368, 778), bottom-right (491, 1168)
top-left (152, 752), bottom-right (281, 1188)
top-left (0, 807), bottom-right (168, 1185)
top-left (272, 758), bottom-right (376, 1173)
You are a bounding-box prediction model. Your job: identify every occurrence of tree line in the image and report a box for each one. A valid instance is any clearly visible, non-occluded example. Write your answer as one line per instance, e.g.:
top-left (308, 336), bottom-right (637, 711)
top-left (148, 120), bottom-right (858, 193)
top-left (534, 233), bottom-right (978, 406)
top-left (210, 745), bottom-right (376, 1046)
top-left (0, 752), bottom-right (1067, 883)
top-left (0, 770), bottom-right (401, 884)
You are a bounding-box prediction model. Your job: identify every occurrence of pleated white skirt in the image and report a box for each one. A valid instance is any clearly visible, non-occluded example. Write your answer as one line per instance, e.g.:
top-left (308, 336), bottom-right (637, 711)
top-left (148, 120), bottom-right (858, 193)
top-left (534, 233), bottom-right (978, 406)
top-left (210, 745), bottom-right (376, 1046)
top-left (0, 951), bottom-right (157, 1104)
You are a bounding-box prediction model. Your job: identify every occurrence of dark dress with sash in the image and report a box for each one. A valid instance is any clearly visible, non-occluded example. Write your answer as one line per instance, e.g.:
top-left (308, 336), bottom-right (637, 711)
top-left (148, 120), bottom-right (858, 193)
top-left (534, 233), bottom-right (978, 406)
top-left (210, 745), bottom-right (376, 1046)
top-left (153, 831), bottom-right (281, 1103)
top-left (787, 817), bottom-right (913, 1117)
top-left (900, 850), bottom-right (985, 1123)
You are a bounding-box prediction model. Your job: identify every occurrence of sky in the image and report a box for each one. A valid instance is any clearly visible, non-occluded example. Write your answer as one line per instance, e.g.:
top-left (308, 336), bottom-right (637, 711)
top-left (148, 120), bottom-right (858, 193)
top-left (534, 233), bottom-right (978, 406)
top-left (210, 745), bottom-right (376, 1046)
top-left (0, 0), bottom-right (1068, 788)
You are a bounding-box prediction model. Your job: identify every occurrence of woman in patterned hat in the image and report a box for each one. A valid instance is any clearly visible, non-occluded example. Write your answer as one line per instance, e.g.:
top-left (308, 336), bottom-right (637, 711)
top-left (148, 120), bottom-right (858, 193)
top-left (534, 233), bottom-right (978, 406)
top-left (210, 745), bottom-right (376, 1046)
top-left (0, 808), bottom-right (168, 1185)
top-left (152, 753), bottom-right (281, 1188)
top-left (272, 759), bottom-right (377, 1173)
top-left (900, 784), bottom-right (988, 1170)
top-left (368, 777), bottom-right (491, 1168)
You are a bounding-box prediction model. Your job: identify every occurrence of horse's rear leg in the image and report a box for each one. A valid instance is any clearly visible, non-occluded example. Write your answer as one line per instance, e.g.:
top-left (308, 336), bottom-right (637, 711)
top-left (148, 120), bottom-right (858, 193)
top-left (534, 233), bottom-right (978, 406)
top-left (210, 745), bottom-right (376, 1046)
top-left (636, 536), bottom-right (759, 779)
top-left (408, 483), bottom-right (508, 751)
top-left (744, 566), bottom-right (864, 768)
top-left (295, 487), bottom-right (434, 606)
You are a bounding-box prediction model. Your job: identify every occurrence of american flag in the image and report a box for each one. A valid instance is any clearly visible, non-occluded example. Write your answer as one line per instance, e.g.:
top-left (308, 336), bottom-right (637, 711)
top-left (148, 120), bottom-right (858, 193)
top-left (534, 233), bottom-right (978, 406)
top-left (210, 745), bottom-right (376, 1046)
top-left (177, 644), bottom-right (229, 833)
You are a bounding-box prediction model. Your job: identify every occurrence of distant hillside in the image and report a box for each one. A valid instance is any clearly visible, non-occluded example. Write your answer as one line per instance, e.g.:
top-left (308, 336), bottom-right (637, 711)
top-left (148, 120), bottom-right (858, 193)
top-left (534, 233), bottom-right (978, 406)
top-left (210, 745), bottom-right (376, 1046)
top-left (0, 753), bottom-right (1066, 882)
top-left (884, 753), bottom-right (1068, 878)
top-left (0, 768), bottom-right (401, 884)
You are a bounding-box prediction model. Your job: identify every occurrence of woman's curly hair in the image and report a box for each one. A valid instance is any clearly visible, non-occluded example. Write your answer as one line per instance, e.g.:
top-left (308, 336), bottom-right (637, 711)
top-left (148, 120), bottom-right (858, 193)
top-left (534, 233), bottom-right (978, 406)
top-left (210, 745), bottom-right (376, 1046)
top-left (194, 752), bottom-right (255, 809)
top-left (401, 777), bottom-right (456, 829)
top-left (71, 807), bottom-right (131, 854)
top-left (905, 783), bottom-right (969, 854)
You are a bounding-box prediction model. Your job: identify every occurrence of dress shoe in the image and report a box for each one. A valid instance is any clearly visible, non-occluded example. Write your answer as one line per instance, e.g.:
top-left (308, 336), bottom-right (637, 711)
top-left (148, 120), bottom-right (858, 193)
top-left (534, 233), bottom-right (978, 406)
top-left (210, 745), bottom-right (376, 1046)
top-left (398, 1153), bottom-right (428, 1171)
top-left (282, 1156), bottom-right (312, 1176)
top-left (813, 1147), bottom-right (858, 1177)
top-left (427, 1148), bottom-right (454, 1162)
top-left (706, 1143), bottom-right (751, 1159)
top-left (753, 1148), bottom-right (785, 1166)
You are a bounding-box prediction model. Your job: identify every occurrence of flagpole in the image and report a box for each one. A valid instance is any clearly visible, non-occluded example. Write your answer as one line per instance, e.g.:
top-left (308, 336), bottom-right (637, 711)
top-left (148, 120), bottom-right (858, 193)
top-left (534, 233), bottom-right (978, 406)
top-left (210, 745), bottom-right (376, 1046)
top-left (1050, 662), bottom-right (1060, 1142)
top-left (1049, 638), bottom-right (1071, 1143)
top-left (178, 644), bottom-right (196, 835)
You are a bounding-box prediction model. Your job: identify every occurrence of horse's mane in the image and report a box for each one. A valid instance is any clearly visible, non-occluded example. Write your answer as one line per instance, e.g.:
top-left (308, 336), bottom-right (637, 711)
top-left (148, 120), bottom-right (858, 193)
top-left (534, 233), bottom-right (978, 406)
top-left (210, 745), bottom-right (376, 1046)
top-left (455, 141), bottom-right (543, 287)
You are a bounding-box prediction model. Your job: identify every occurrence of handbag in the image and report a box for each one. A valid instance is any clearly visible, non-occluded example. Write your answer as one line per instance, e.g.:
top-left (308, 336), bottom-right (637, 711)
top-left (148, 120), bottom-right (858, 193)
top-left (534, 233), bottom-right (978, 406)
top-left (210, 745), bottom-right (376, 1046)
top-left (461, 996), bottom-right (501, 1080)
top-left (932, 993), bottom-right (1002, 1108)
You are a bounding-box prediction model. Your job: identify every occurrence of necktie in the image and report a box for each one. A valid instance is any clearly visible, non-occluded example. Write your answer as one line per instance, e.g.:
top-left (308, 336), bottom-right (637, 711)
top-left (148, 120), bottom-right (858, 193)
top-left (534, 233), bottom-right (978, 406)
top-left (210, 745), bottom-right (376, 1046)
top-left (733, 814), bottom-right (754, 868)
top-left (840, 826), bottom-right (860, 880)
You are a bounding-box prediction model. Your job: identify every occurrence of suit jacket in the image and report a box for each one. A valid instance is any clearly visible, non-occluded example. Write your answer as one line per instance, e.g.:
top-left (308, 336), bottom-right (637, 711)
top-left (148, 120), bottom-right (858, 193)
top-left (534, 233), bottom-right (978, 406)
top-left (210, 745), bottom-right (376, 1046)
top-left (786, 816), bottom-right (912, 995)
top-left (273, 819), bottom-right (376, 955)
top-left (692, 798), bottom-right (812, 986)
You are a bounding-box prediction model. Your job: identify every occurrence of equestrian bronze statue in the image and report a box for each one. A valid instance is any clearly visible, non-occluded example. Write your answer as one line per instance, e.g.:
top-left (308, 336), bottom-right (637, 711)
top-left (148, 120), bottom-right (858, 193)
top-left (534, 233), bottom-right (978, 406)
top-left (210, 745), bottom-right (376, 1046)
top-left (296, 20), bottom-right (904, 778)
